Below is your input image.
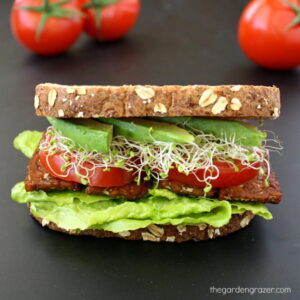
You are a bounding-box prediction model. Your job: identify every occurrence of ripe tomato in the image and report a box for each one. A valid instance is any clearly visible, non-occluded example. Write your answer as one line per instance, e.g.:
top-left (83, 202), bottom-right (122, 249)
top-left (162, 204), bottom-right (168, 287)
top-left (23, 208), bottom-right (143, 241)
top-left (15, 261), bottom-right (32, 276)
top-left (39, 150), bottom-right (135, 187)
top-left (238, 0), bottom-right (300, 70)
top-left (11, 0), bottom-right (83, 55)
top-left (80, 0), bottom-right (140, 41)
top-left (167, 160), bottom-right (260, 188)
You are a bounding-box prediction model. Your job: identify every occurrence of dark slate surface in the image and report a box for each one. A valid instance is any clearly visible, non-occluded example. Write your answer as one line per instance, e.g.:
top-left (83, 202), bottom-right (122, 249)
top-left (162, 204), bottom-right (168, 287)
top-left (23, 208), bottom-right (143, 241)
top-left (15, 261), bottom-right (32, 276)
top-left (0, 1), bottom-right (299, 299)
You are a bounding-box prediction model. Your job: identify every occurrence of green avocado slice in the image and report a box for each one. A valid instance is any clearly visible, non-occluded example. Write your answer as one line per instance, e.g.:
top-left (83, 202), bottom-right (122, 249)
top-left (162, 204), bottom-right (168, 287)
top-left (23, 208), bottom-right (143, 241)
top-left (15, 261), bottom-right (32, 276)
top-left (154, 117), bottom-right (266, 147)
top-left (98, 118), bottom-right (195, 144)
top-left (47, 118), bottom-right (113, 153)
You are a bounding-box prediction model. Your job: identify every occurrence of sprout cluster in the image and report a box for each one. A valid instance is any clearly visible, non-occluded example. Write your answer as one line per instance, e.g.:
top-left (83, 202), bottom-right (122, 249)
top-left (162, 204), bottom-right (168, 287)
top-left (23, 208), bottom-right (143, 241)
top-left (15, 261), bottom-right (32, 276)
top-left (39, 126), bottom-right (282, 187)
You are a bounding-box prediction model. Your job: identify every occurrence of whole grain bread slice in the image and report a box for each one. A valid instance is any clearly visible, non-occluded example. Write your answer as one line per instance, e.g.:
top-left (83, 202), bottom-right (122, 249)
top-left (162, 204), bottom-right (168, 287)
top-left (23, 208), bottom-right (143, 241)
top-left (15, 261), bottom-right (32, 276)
top-left (33, 211), bottom-right (255, 242)
top-left (35, 83), bottom-right (280, 120)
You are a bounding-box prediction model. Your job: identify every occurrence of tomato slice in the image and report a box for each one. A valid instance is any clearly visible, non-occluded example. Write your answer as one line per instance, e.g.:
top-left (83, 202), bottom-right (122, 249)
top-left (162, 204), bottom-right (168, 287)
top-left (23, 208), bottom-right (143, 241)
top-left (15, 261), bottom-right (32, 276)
top-left (167, 160), bottom-right (260, 188)
top-left (39, 150), bottom-right (135, 187)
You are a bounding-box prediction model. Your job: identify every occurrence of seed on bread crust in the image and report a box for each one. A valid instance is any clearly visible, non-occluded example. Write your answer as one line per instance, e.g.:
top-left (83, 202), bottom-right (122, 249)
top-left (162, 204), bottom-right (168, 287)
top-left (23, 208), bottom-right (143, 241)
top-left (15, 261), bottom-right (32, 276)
top-left (177, 225), bottom-right (187, 234)
top-left (212, 97), bottom-right (228, 115)
top-left (34, 95), bottom-right (40, 109)
top-left (207, 228), bottom-right (214, 239)
top-left (141, 232), bottom-right (160, 242)
top-left (240, 216), bottom-right (251, 228)
top-left (231, 85), bottom-right (242, 92)
top-left (58, 109), bottom-right (64, 117)
top-left (77, 112), bottom-right (84, 117)
top-left (214, 229), bottom-right (221, 236)
top-left (77, 87), bottom-right (87, 95)
top-left (135, 86), bottom-right (155, 99)
top-left (147, 224), bottom-right (164, 237)
top-left (66, 88), bottom-right (75, 94)
top-left (199, 89), bottom-right (217, 107)
top-left (230, 98), bottom-right (242, 111)
top-left (154, 103), bottom-right (167, 114)
top-left (166, 236), bottom-right (176, 242)
top-left (41, 219), bottom-right (49, 227)
top-left (198, 224), bottom-right (207, 231)
top-left (201, 93), bottom-right (218, 108)
top-left (119, 231), bottom-right (131, 237)
top-left (48, 89), bottom-right (57, 107)
top-left (273, 107), bottom-right (279, 118)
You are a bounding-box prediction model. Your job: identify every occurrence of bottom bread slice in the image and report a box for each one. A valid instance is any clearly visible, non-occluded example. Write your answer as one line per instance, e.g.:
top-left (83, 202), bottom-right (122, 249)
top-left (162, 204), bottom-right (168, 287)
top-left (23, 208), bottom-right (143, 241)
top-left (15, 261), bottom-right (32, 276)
top-left (32, 210), bottom-right (255, 242)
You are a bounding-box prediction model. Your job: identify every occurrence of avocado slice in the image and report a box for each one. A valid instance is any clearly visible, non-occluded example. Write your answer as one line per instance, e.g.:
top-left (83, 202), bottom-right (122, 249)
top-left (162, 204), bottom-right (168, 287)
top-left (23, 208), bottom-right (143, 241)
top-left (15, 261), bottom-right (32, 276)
top-left (154, 117), bottom-right (266, 147)
top-left (47, 118), bottom-right (113, 153)
top-left (98, 118), bottom-right (195, 144)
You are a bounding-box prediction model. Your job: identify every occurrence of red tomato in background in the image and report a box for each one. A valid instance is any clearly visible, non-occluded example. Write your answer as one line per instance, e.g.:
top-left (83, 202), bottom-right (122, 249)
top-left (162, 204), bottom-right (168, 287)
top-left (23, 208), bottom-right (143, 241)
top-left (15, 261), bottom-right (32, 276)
top-left (80, 0), bottom-right (140, 41)
top-left (167, 160), bottom-right (260, 188)
top-left (11, 0), bottom-right (83, 55)
top-left (238, 0), bottom-right (300, 70)
top-left (39, 150), bottom-right (135, 187)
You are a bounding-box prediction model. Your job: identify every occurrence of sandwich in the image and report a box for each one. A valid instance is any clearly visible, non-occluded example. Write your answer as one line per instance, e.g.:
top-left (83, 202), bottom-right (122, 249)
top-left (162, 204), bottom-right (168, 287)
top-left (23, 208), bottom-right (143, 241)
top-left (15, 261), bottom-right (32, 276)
top-left (11, 83), bottom-right (282, 242)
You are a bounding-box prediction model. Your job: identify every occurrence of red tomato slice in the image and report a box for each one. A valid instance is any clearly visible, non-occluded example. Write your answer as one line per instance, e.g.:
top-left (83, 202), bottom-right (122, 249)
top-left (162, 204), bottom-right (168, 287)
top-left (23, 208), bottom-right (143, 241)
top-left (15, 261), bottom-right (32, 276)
top-left (39, 150), bottom-right (135, 187)
top-left (167, 160), bottom-right (260, 188)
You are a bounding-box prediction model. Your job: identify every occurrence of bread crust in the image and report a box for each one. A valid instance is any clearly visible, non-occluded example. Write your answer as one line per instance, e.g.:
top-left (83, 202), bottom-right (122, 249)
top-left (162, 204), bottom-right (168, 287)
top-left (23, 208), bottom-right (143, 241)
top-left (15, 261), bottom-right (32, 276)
top-left (32, 211), bottom-right (255, 242)
top-left (35, 83), bottom-right (280, 120)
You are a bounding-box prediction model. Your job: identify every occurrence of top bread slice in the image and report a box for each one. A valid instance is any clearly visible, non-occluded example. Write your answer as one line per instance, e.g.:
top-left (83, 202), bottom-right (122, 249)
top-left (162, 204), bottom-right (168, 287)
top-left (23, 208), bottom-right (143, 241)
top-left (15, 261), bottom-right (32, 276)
top-left (34, 83), bottom-right (280, 119)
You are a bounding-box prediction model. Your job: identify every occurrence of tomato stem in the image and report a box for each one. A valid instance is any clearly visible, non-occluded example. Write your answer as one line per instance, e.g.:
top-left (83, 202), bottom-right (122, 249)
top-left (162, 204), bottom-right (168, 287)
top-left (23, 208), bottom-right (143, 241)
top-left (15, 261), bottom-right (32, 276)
top-left (82, 0), bottom-right (120, 33)
top-left (95, 6), bottom-right (102, 32)
top-left (17, 0), bottom-right (83, 41)
top-left (83, 0), bottom-right (120, 9)
top-left (281, 0), bottom-right (300, 29)
top-left (43, 0), bottom-right (50, 12)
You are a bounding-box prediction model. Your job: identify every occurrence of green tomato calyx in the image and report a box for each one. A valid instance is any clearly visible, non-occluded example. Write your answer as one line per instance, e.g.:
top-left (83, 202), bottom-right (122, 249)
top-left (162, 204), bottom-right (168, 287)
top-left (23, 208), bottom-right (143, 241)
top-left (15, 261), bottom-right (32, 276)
top-left (17, 0), bottom-right (83, 41)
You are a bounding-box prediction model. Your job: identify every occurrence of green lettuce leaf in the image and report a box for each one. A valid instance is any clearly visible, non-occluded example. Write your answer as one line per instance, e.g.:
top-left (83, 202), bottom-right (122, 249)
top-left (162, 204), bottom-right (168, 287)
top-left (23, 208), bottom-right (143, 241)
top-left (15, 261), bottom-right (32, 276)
top-left (13, 130), bottom-right (42, 158)
top-left (11, 182), bottom-right (272, 233)
top-left (231, 201), bottom-right (272, 220)
top-left (11, 182), bottom-right (111, 206)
